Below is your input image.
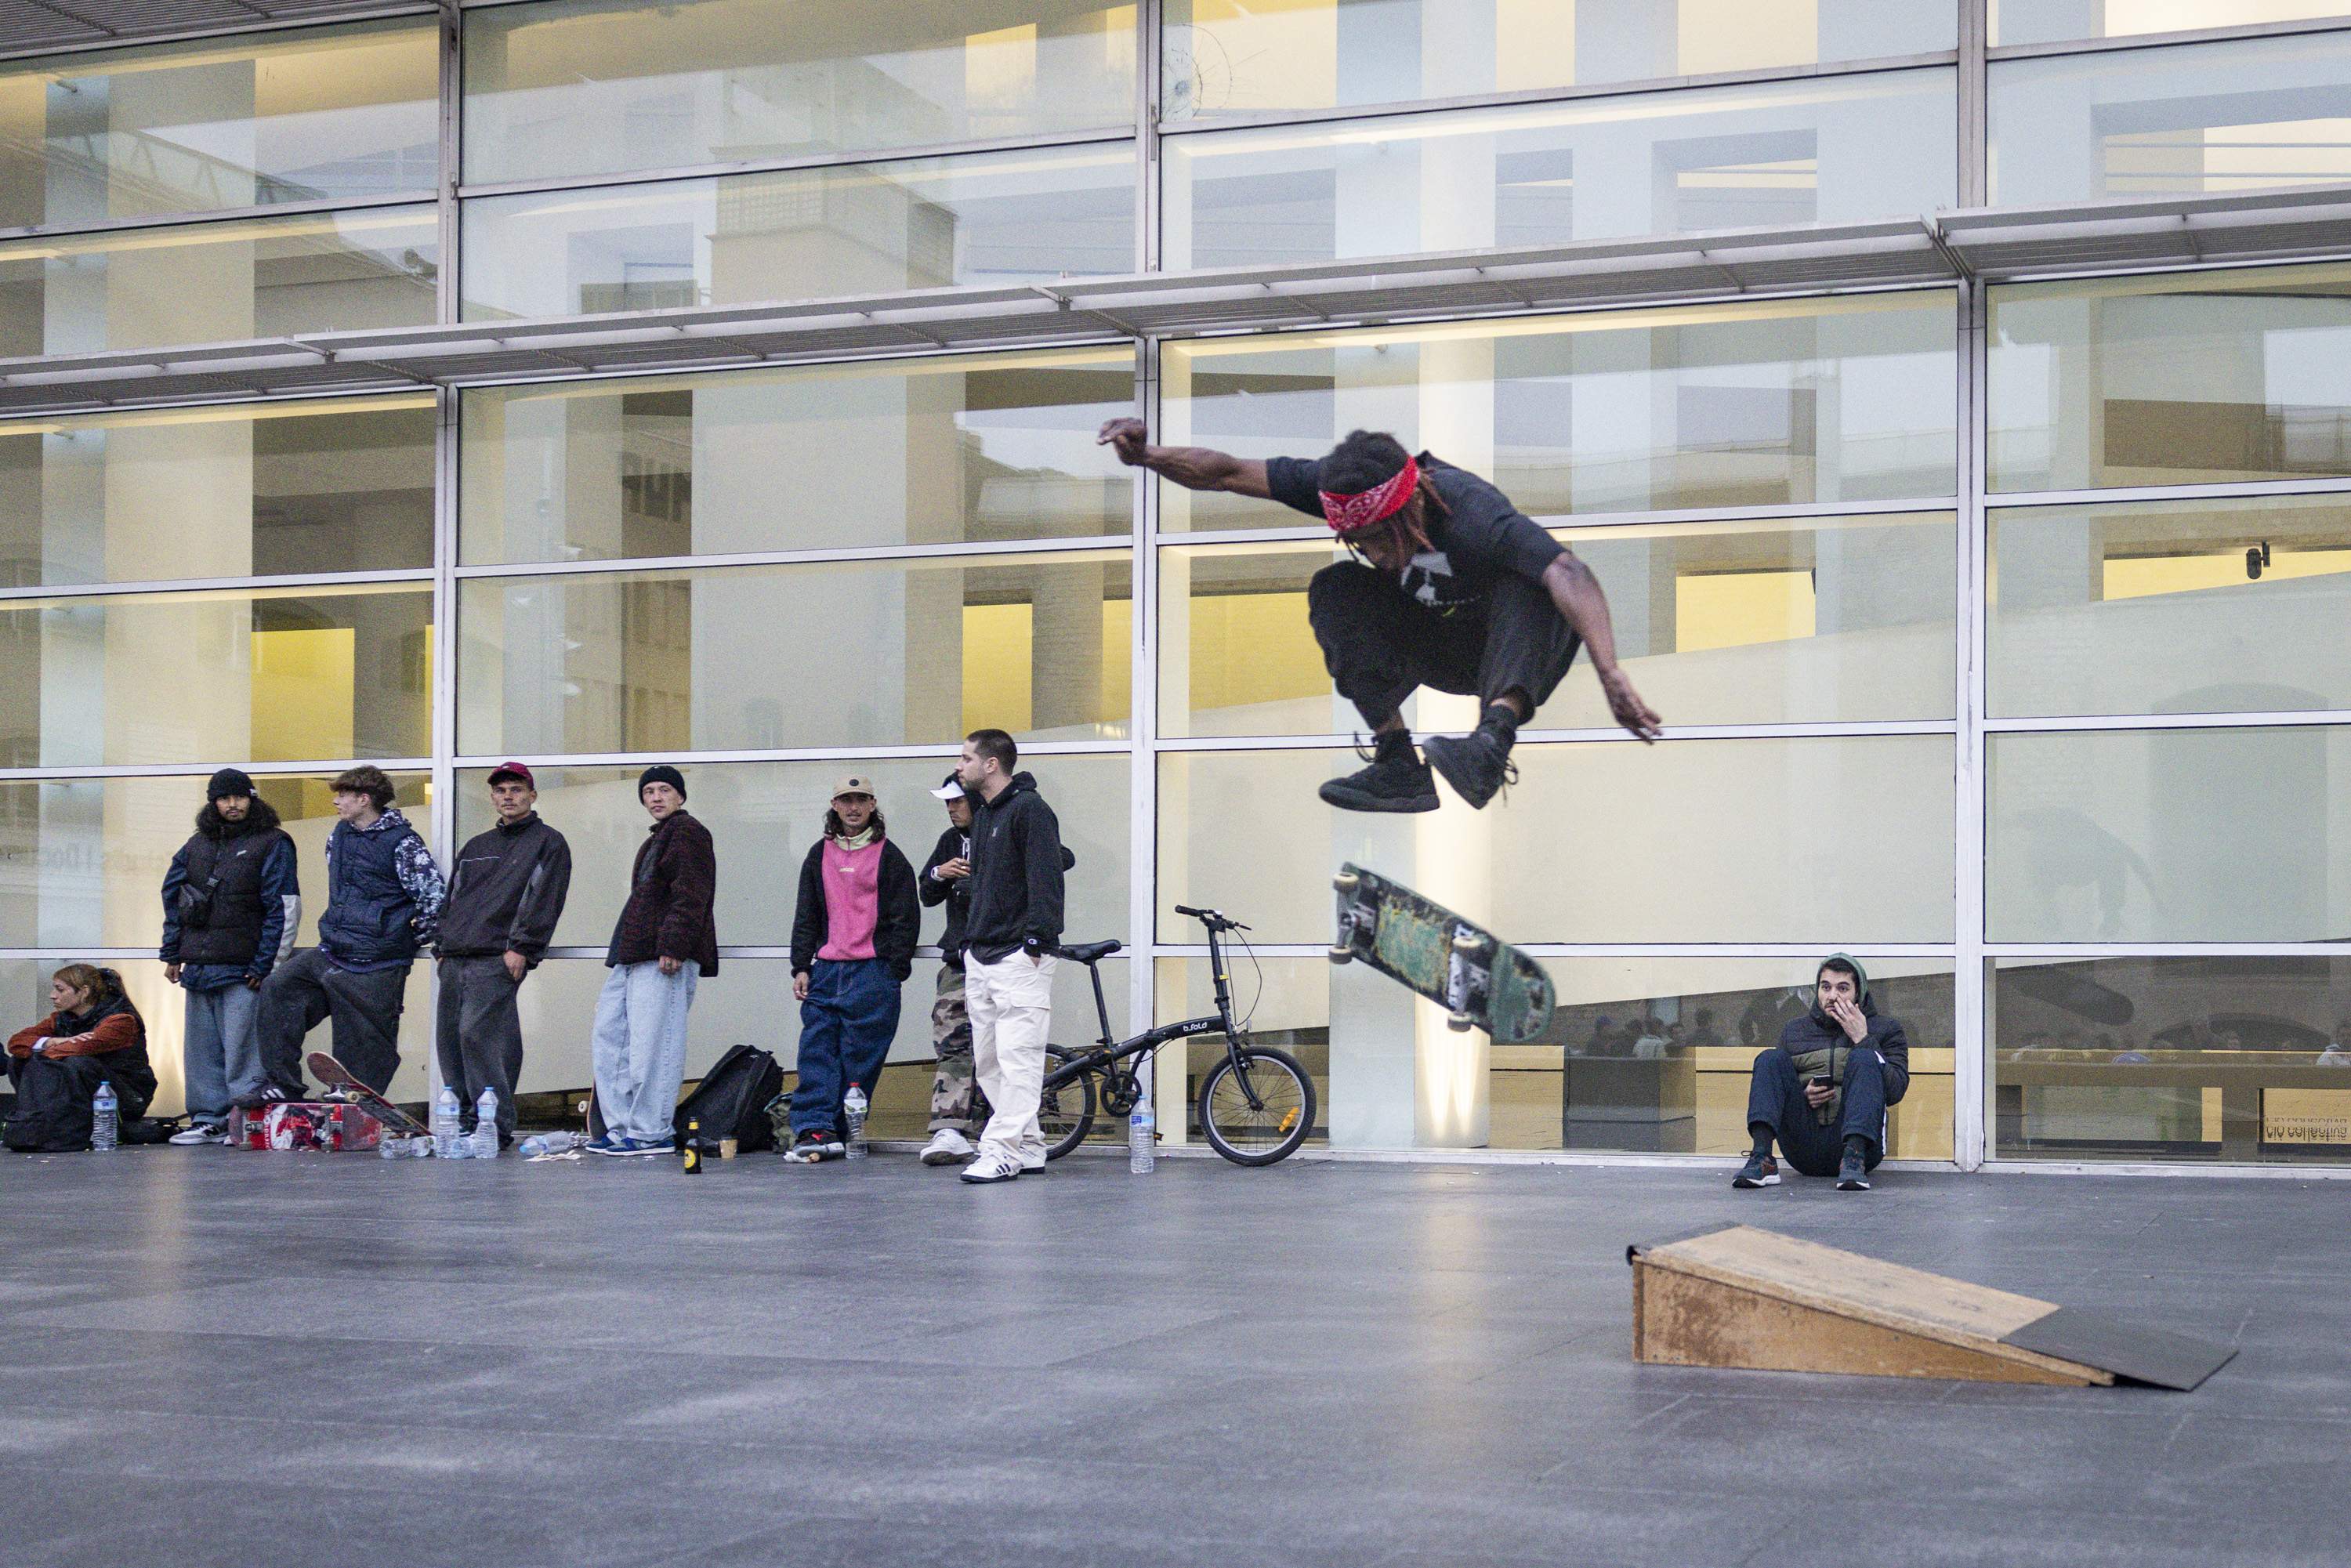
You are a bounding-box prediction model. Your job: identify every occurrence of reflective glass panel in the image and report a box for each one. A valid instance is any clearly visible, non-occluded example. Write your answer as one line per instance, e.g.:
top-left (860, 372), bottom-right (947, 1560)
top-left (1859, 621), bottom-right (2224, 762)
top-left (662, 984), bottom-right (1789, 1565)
top-left (1992, 956), bottom-right (2351, 1165)
top-left (1159, 512), bottom-right (1956, 738)
top-left (0, 397), bottom-right (435, 588)
top-left (462, 145), bottom-right (1136, 320)
top-left (1161, 298), bottom-right (1959, 531)
top-left (1988, 264), bottom-right (2351, 492)
top-left (0, 583), bottom-right (432, 767)
top-left (1990, 31), bottom-right (2351, 206)
top-left (1159, 737), bottom-right (1956, 945)
top-left (457, 551), bottom-right (1131, 755)
top-left (1991, 494), bottom-right (2351, 719)
top-left (463, 0), bottom-right (1137, 185)
top-left (1988, 726), bottom-right (2351, 941)
top-left (1165, 69), bottom-right (1955, 269)
top-left (0, 770), bottom-right (431, 950)
top-left (0, 21), bottom-right (438, 230)
top-left (1163, 0), bottom-right (1954, 122)
top-left (1993, 1), bottom-right (2351, 46)
top-left (0, 205), bottom-right (440, 357)
top-left (1155, 953), bottom-right (1953, 1158)
top-left (451, 755), bottom-right (1130, 951)
top-left (458, 348), bottom-right (1136, 566)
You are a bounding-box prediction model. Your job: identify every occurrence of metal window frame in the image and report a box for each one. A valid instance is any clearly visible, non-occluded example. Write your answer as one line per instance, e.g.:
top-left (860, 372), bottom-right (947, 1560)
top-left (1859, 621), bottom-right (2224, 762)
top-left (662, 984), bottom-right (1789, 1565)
top-left (0, 3), bottom-right (436, 66)
top-left (1987, 13), bottom-right (2351, 60)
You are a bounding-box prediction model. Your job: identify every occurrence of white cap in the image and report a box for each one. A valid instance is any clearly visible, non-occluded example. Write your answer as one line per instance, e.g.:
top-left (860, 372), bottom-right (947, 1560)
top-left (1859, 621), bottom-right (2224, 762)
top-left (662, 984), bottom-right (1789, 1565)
top-left (929, 772), bottom-right (965, 801)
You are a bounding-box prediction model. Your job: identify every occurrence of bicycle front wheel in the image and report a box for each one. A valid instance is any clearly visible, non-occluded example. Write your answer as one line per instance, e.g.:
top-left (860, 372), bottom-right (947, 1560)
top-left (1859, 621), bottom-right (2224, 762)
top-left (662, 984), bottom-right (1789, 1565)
top-left (1039, 1048), bottom-right (1096, 1161)
top-left (1197, 1047), bottom-right (1315, 1166)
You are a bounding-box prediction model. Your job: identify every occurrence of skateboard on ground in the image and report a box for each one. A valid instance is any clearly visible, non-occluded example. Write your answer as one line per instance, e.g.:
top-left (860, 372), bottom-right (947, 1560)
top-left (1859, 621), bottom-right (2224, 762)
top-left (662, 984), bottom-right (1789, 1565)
top-left (307, 1052), bottom-right (430, 1139)
top-left (1328, 863), bottom-right (1554, 1042)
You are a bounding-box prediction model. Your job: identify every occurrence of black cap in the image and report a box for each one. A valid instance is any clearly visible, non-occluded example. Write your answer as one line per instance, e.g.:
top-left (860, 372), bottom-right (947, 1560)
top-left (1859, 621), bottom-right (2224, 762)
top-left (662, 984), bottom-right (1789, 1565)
top-left (638, 764), bottom-right (686, 802)
top-left (207, 768), bottom-right (255, 802)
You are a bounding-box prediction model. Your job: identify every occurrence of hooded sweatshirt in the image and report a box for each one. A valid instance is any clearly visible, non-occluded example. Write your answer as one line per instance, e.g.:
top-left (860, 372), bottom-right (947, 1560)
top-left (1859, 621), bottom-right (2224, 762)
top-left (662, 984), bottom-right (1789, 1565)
top-left (1776, 954), bottom-right (1910, 1112)
top-left (791, 831), bottom-right (919, 980)
top-left (960, 772), bottom-right (1067, 965)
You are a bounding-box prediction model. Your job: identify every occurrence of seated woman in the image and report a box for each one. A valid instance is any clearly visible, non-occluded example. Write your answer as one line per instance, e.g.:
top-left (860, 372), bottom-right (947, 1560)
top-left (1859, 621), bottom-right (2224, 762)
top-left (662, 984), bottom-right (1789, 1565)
top-left (6, 965), bottom-right (158, 1152)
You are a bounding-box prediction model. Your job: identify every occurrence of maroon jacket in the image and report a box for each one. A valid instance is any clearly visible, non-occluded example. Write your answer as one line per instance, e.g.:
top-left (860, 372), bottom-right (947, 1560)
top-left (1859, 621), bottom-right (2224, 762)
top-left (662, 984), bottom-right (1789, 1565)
top-left (604, 809), bottom-right (719, 976)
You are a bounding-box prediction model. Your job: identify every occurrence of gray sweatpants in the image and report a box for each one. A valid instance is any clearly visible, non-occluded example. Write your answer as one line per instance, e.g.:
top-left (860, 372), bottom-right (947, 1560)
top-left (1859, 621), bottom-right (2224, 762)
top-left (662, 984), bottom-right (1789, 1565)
top-left (436, 954), bottom-right (527, 1140)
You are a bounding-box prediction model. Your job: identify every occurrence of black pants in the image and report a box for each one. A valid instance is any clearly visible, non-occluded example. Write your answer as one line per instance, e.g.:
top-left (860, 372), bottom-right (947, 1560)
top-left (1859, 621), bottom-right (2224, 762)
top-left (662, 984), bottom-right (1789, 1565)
top-left (436, 955), bottom-right (526, 1139)
top-left (1307, 561), bottom-right (1582, 730)
top-left (256, 948), bottom-right (410, 1097)
top-left (1745, 1045), bottom-right (1904, 1178)
top-left (5, 1051), bottom-right (154, 1150)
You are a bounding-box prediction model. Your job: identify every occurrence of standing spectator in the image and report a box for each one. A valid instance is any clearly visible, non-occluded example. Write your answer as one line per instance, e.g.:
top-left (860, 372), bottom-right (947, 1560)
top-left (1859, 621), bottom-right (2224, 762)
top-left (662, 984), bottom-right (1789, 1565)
top-left (917, 773), bottom-right (981, 1165)
top-left (5, 965), bottom-right (157, 1152)
top-left (255, 766), bottom-right (443, 1097)
top-left (589, 765), bottom-right (718, 1157)
top-left (158, 769), bottom-right (299, 1144)
top-left (954, 730), bottom-right (1066, 1186)
top-left (783, 777), bottom-right (918, 1162)
top-left (435, 762), bottom-right (572, 1148)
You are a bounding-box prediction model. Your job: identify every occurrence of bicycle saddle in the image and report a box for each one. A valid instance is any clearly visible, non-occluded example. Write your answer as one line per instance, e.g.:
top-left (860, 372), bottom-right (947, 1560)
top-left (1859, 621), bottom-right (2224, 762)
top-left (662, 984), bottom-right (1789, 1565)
top-left (1056, 940), bottom-right (1123, 963)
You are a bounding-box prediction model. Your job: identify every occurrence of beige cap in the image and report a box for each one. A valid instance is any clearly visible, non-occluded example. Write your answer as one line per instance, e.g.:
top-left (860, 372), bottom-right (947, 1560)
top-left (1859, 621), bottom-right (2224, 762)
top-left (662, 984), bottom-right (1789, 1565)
top-left (831, 774), bottom-right (878, 801)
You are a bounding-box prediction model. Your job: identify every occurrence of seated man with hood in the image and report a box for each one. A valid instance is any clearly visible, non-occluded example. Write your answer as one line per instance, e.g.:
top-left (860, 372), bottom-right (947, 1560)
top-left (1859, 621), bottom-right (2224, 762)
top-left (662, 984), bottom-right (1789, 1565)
top-left (1733, 954), bottom-right (1909, 1192)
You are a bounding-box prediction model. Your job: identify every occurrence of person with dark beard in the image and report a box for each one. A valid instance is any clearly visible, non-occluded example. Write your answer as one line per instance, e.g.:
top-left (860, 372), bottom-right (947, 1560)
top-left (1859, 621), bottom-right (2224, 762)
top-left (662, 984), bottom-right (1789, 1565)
top-left (158, 769), bottom-right (299, 1144)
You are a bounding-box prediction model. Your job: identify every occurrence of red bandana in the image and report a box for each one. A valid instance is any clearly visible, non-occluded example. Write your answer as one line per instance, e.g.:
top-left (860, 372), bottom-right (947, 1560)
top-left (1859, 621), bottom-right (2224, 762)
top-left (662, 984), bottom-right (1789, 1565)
top-left (1318, 454), bottom-right (1419, 536)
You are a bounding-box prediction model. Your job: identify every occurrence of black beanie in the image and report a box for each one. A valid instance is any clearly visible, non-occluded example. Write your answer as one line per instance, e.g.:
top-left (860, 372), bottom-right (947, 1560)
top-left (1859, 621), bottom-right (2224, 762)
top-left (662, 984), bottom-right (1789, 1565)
top-left (638, 764), bottom-right (686, 802)
top-left (207, 767), bottom-right (255, 802)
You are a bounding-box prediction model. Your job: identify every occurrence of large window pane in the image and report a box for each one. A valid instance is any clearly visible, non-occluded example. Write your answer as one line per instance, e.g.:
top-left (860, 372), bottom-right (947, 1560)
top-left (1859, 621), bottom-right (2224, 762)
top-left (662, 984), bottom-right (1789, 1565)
top-left (0, 21), bottom-right (438, 231)
top-left (463, 0), bottom-right (1137, 186)
top-left (451, 755), bottom-right (1129, 951)
top-left (458, 349), bottom-right (1136, 567)
top-left (1165, 69), bottom-right (1954, 269)
top-left (1163, 0), bottom-right (1954, 122)
top-left (0, 770), bottom-right (431, 950)
top-left (1990, 31), bottom-right (2351, 207)
top-left (1993, 2), bottom-right (2351, 47)
top-left (1159, 737), bottom-right (1955, 945)
top-left (458, 552), bottom-right (1130, 755)
top-left (0, 397), bottom-right (435, 589)
top-left (1988, 726), bottom-right (2351, 941)
top-left (0, 583), bottom-right (432, 767)
top-left (1988, 265), bottom-right (2351, 493)
top-left (0, 205), bottom-right (439, 357)
top-left (1991, 494), bottom-right (2351, 719)
top-left (1154, 953), bottom-right (1952, 1158)
top-left (1992, 956), bottom-right (2351, 1165)
top-left (462, 145), bottom-right (1136, 320)
top-left (1162, 297), bottom-right (1959, 532)
top-left (1160, 512), bottom-right (1956, 738)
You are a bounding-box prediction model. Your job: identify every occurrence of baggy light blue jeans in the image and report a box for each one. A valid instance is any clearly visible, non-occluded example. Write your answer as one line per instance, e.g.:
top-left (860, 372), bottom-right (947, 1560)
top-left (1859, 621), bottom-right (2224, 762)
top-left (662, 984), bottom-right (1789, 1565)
top-left (591, 961), bottom-right (698, 1143)
top-left (183, 981), bottom-right (263, 1124)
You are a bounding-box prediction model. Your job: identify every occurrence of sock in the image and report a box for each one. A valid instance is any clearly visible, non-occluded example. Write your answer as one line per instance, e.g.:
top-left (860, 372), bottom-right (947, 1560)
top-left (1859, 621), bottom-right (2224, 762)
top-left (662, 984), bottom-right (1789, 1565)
top-left (1373, 728), bottom-right (1416, 763)
top-left (1748, 1124), bottom-right (1773, 1160)
top-left (1842, 1134), bottom-right (1870, 1164)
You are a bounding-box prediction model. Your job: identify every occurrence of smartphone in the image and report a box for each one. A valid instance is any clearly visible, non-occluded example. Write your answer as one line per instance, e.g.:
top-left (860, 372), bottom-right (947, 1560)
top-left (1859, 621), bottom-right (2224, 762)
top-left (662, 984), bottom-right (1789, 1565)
top-left (1809, 1074), bottom-right (1833, 1091)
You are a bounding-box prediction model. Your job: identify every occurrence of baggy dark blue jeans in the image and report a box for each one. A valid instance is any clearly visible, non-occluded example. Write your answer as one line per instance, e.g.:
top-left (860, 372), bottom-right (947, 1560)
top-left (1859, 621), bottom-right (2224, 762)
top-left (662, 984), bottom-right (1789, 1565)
top-left (791, 958), bottom-right (903, 1139)
top-left (1746, 1045), bottom-right (1891, 1179)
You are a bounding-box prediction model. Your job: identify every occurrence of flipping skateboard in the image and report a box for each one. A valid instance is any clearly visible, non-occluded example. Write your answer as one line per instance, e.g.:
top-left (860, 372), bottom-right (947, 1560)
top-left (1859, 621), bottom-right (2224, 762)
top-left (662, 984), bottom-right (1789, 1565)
top-left (307, 1052), bottom-right (430, 1139)
top-left (1328, 863), bottom-right (1554, 1042)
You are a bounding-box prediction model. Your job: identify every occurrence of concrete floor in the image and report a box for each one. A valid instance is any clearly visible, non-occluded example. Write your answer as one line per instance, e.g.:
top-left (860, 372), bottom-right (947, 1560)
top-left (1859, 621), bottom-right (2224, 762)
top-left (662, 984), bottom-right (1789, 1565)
top-left (1, 1147), bottom-right (2341, 1568)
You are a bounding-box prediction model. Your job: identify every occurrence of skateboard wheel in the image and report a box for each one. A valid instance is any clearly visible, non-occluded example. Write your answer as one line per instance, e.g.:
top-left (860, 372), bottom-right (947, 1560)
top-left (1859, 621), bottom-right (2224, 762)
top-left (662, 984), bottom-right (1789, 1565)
top-left (1327, 945), bottom-right (1354, 965)
top-left (1332, 871), bottom-right (1359, 893)
top-left (1447, 1011), bottom-right (1476, 1033)
top-left (1451, 932), bottom-right (1480, 954)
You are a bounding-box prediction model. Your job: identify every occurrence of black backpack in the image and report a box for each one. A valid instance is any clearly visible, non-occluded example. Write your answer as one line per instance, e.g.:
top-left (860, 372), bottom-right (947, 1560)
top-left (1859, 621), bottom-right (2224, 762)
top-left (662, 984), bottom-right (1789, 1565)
top-left (672, 1044), bottom-right (786, 1153)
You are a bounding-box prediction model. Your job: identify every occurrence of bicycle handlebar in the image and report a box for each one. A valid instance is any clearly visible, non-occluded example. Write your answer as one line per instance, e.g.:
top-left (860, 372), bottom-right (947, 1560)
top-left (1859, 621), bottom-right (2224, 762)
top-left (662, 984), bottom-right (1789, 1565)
top-left (1173, 904), bottom-right (1250, 932)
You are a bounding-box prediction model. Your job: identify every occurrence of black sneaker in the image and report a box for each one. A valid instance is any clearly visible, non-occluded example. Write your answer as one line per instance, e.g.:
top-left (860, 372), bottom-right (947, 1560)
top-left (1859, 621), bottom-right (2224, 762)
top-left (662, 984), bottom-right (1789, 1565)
top-left (1836, 1151), bottom-right (1871, 1190)
top-left (1319, 735), bottom-right (1438, 814)
top-left (1732, 1152), bottom-right (1779, 1189)
top-left (1421, 722), bottom-right (1518, 810)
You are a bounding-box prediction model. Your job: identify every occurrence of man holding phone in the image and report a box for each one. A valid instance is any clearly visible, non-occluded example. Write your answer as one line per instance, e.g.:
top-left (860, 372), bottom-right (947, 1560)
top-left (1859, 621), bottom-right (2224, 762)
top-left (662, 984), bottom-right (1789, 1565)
top-left (1733, 955), bottom-right (1910, 1191)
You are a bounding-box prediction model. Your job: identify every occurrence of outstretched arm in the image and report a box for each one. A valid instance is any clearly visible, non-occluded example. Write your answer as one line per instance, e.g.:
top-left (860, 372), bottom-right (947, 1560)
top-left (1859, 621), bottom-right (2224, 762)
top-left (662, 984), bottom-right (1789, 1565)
top-left (1097, 417), bottom-right (1272, 498)
top-left (1541, 552), bottom-right (1663, 743)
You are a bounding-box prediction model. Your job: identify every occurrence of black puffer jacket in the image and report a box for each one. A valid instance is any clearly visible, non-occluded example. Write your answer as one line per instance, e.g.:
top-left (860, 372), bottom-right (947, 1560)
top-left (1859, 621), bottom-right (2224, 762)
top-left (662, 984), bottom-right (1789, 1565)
top-left (1776, 998), bottom-right (1910, 1106)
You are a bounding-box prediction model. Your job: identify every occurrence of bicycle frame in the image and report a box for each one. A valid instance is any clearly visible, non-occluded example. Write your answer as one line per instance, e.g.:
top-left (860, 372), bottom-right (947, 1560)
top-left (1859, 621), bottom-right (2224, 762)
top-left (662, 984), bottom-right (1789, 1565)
top-left (1041, 919), bottom-right (1250, 1095)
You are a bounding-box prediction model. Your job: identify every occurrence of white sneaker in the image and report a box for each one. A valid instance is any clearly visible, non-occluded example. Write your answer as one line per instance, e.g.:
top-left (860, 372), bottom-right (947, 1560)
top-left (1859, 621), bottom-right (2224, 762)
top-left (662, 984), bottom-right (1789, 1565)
top-left (168, 1122), bottom-right (226, 1146)
top-left (920, 1128), bottom-right (974, 1166)
top-left (959, 1150), bottom-right (1022, 1184)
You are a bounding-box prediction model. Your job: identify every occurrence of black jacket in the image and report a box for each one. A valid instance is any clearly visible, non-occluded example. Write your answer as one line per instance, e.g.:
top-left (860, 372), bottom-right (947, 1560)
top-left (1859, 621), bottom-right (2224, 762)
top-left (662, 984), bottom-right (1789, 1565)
top-left (437, 813), bottom-right (573, 964)
top-left (922, 824), bottom-right (1077, 972)
top-left (791, 836), bottom-right (920, 981)
top-left (158, 798), bottom-right (299, 976)
top-left (961, 773), bottom-right (1066, 965)
top-left (1777, 998), bottom-right (1910, 1106)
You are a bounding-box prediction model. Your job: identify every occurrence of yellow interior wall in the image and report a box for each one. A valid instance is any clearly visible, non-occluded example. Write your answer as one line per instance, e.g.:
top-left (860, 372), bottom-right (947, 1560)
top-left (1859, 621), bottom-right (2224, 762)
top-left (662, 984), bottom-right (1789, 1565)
top-left (963, 603), bottom-right (1033, 733)
top-left (1100, 596), bottom-right (1132, 721)
top-left (2104, 549), bottom-right (2351, 601)
top-left (1187, 589), bottom-right (1327, 711)
top-left (1675, 570), bottom-right (1816, 654)
top-left (250, 627), bottom-right (354, 762)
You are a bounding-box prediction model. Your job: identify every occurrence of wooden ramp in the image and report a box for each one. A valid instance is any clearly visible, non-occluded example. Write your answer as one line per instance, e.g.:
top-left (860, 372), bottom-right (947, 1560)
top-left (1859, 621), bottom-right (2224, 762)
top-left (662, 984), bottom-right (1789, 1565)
top-left (1628, 1225), bottom-right (2234, 1390)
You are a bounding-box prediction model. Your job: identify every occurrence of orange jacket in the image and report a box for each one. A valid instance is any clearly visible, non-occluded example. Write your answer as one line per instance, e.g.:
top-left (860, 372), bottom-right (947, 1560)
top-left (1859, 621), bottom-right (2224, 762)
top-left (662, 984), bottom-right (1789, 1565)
top-left (8, 1009), bottom-right (144, 1060)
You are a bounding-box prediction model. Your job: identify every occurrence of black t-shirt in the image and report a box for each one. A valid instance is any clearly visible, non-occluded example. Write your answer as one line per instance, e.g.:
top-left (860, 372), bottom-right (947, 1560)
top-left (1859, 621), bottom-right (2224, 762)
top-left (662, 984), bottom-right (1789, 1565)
top-left (1266, 451), bottom-right (1564, 617)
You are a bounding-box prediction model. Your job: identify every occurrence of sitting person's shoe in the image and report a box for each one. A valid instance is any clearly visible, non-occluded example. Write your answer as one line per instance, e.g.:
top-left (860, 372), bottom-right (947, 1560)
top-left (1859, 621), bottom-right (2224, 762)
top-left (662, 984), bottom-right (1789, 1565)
top-left (784, 1128), bottom-right (844, 1164)
top-left (1836, 1150), bottom-right (1872, 1190)
top-left (959, 1150), bottom-right (1023, 1184)
top-left (1421, 708), bottom-right (1520, 810)
top-left (168, 1121), bottom-right (226, 1146)
top-left (919, 1128), bottom-right (974, 1166)
top-left (1731, 1151), bottom-right (1779, 1189)
top-left (1318, 733), bottom-right (1439, 814)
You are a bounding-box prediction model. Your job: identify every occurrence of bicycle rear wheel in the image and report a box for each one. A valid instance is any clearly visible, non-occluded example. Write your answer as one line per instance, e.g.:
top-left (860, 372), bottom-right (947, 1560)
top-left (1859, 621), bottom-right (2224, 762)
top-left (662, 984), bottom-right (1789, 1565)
top-left (1039, 1048), bottom-right (1096, 1161)
top-left (1197, 1047), bottom-right (1315, 1166)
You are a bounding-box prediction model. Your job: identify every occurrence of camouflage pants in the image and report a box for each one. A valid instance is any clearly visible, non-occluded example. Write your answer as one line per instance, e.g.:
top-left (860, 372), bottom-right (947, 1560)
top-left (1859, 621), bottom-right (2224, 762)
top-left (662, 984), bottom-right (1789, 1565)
top-left (929, 965), bottom-right (984, 1134)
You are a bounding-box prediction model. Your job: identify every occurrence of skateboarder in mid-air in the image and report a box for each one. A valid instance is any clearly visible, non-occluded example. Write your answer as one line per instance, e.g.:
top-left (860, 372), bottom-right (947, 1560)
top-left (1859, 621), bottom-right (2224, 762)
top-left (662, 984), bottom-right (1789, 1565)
top-left (1099, 420), bottom-right (1660, 810)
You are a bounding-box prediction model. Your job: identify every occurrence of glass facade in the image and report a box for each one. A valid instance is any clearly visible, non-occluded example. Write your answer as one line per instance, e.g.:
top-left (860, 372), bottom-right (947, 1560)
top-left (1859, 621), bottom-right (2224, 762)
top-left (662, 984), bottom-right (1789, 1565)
top-left (7, 2), bottom-right (2347, 1170)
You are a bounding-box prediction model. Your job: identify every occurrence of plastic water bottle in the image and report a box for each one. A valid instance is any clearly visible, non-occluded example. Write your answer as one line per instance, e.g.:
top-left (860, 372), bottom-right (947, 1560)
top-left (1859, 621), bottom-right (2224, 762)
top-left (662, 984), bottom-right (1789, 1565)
top-left (91, 1081), bottom-right (118, 1153)
top-left (471, 1089), bottom-right (500, 1160)
top-left (1128, 1098), bottom-right (1155, 1175)
top-left (842, 1082), bottom-right (868, 1160)
top-left (431, 1085), bottom-right (462, 1159)
top-left (517, 1131), bottom-right (581, 1159)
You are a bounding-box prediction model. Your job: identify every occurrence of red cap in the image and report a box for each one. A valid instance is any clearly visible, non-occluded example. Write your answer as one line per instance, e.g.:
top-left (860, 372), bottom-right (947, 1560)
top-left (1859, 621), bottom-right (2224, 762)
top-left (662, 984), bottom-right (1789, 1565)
top-left (487, 761), bottom-right (535, 788)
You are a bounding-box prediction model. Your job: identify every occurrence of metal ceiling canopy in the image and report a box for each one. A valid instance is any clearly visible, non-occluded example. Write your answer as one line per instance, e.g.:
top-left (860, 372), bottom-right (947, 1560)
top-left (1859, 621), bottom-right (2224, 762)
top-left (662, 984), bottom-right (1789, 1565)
top-left (0, 2), bottom-right (428, 58)
top-left (1938, 185), bottom-right (2351, 279)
